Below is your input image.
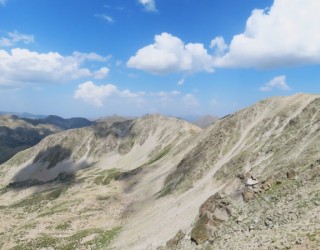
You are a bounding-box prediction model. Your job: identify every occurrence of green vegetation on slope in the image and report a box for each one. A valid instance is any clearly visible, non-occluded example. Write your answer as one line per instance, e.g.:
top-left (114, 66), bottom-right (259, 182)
top-left (94, 169), bottom-right (121, 185)
top-left (11, 227), bottom-right (121, 250)
top-left (142, 145), bottom-right (172, 167)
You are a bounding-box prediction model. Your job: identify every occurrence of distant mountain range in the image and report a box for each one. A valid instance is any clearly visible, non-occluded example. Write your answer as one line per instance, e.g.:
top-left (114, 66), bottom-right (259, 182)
top-left (0, 111), bottom-right (47, 119)
top-left (0, 114), bottom-right (93, 164)
top-left (191, 115), bottom-right (219, 128)
top-left (180, 114), bottom-right (219, 128)
top-left (22, 115), bottom-right (93, 130)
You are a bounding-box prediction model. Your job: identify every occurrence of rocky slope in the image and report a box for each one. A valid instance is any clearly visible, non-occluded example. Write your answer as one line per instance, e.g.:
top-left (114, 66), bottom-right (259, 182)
top-left (0, 114), bottom-right (93, 164)
top-left (0, 114), bottom-right (200, 249)
top-left (0, 94), bottom-right (320, 249)
top-left (157, 93), bottom-right (320, 249)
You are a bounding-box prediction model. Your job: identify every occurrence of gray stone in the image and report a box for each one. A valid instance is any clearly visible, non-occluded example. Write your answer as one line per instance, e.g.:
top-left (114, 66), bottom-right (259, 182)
top-left (246, 178), bottom-right (259, 186)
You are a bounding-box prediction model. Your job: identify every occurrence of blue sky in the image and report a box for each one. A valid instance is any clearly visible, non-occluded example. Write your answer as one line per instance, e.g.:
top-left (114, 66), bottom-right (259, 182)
top-left (0, 0), bottom-right (319, 118)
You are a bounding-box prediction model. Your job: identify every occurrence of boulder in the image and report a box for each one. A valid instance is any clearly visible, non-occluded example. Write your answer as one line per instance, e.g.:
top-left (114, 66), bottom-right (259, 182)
top-left (242, 189), bottom-right (255, 202)
top-left (199, 193), bottom-right (221, 216)
top-left (262, 175), bottom-right (274, 190)
top-left (206, 219), bottom-right (220, 234)
top-left (212, 207), bottom-right (230, 221)
top-left (166, 230), bottom-right (185, 248)
top-left (246, 178), bottom-right (259, 186)
top-left (191, 215), bottom-right (210, 245)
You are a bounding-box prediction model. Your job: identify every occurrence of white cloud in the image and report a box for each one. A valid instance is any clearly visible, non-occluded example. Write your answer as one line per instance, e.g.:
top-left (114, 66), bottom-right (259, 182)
top-left (214, 0), bottom-right (320, 68)
top-left (72, 51), bottom-right (109, 63)
top-left (0, 31), bottom-right (34, 47)
top-left (260, 75), bottom-right (291, 92)
top-left (127, 32), bottom-right (214, 75)
top-left (0, 48), bottom-right (109, 87)
top-left (0, 38), bottom-right (12, 47)
top-left (74, 81), bottom-right (118, 107)
top-left (182, 93), bottom-right (199, 106)
top-left (74, 81), bottom-right (145, 107)
top-left (93, 67), bottom-right (110, 79)
top-left (139, 0), bottom-right (157, 12)
top-left (210, 36), bottom-right (228, 55)
top-left (177, 79), bottom-right (184, 85)
top-left (75, 81), bottom-right (188, 109)
top-left (95, 14), bottom-right (114, 23)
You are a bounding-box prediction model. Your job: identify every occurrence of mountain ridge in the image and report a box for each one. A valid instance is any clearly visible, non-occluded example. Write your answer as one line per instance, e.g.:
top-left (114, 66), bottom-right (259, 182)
top-left (0, 93), bottom-right (319, 249)
top-left (0, 114), bottom-right (93, 164)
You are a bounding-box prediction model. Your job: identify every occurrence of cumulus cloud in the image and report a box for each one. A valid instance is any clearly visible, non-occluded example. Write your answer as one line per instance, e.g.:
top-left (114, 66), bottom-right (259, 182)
top-left (260, 75), bottom-right (290, 92)
top-left (127, 32), bottom-right (214, 75)
top-left (214, 0), bottom-right (320, 68)
top-left (93, 67), bottom-right (110, 79)
top-left (129, 0), bottom-right (320, 75)
top-left (74, 81), bottom-right (145, 107)
top-left (0, 31), bottom-right (34, 47)
top-left (75, 81), bottom-right (193, 110)
top-left (0, 48), bottom-right (109, 87)
top-left (210, 36), bottom-right (228, 55)
top-left (139, 0), bottom-right (157, 12)
top-left (74, 82), bottom-right (117, 107)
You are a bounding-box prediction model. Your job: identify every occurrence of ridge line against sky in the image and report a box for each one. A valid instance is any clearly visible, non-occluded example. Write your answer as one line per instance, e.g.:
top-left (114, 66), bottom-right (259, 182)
top-left (0, 0), bottom-right (319, 118)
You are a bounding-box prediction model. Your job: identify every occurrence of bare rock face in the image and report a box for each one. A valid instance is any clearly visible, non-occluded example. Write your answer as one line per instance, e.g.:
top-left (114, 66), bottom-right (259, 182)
top-left (191, 214), bottom-right (210, 244)
top-left (199, 193), bottom-right (221, 217)
top-left (166, 230), bottom-right (185, 248)
top-left (191, 192), bottom-right (234, 244)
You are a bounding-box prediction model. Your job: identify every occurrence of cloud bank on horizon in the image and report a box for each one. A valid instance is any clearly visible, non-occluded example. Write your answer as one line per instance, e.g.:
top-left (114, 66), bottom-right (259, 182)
top-left (74, 81), bottom-right (197, 111)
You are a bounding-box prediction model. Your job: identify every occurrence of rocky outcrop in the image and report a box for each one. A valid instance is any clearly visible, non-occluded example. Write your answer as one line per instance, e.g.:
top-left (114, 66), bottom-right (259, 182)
top-left (166, 230), bottom-right (185, 249)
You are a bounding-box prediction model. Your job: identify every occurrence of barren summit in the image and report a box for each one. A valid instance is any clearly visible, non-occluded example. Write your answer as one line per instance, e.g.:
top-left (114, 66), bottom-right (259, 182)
top-left (0, 94), bottom-right (320, 249)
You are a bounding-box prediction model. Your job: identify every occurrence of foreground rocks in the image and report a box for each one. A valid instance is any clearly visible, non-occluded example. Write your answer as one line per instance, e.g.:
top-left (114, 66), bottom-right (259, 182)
top-left (161, 164), bottom-right (320, 250)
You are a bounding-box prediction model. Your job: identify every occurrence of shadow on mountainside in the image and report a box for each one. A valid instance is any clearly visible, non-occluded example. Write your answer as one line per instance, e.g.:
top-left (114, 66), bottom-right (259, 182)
top-left (92, 119), bottom-right (138, 155)
top-left (0, 126), bottom-right (54, 164)
top-left (21, 115), bottom-right (93, 130)
top-left (32, 145), bottom-right (72, 169)
top-left (6, 145), bottom-right (78, 190)
top-left (92, 119), bottom-right (135, 139)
